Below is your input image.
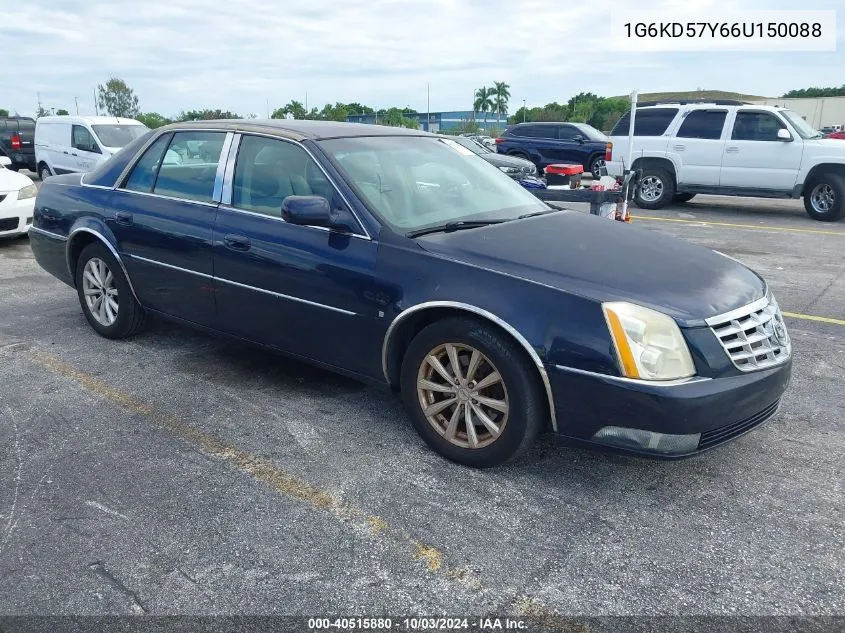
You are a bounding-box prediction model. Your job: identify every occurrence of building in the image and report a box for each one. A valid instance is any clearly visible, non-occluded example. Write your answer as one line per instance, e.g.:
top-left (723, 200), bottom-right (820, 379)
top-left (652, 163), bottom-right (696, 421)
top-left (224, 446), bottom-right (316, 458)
top-left (748, 96), bottom-right (845, 129)
top-left (346, 110), bottom-right (507, 133)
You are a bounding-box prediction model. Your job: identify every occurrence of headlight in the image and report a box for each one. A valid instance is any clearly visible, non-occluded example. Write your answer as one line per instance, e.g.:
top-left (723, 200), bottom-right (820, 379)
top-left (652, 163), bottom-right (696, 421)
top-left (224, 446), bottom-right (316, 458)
top-left (602, 302), bottom-right (695, 380)
top-left (18, 184), bottom-right (37, 200)
top-left (498, 166), bottom-right (520, 176)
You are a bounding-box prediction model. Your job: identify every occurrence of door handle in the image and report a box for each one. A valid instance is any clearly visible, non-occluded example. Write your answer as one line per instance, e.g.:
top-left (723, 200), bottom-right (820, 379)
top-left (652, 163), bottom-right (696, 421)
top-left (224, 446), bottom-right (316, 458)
top-left (673, 144), bottom-right (685, 151)
top-left (115, 211), bottom-right (133, 225)
top-left (62, 151), bottom-right (69, 155)
top-left (71, 153), bottom-right (78, 157)
top-left (725, 147), bottom-right (739, 153)
top-left (223, 234), bottom-right (251, 251)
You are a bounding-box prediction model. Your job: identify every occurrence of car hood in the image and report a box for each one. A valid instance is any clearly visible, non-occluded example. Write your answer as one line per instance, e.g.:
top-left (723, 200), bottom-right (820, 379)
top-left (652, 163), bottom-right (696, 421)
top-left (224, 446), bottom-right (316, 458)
top-left (481, 153), bottom-right (534, 169)
top-left (0, 168), bottom-right (34, 192)
top-left (416, 211), bottom-right (766, 326)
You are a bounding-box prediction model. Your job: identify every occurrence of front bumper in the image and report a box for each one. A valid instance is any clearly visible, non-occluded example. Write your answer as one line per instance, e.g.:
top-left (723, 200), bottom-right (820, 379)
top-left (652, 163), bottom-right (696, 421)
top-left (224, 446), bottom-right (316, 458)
top-left (547, 358), bottom-right (792, 458)
top-left (0, 193), bottom-right (35, 236)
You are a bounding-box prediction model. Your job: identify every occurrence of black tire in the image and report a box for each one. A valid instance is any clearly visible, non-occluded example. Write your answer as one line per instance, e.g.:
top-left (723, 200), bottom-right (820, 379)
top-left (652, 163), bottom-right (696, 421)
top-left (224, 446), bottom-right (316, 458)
top-left (803, 173), bottom-right (845, 222)
top-left (634, 167), bottom-right (676, 210)
top-left (588, 155), bottom-right (606, 179)
top-left (74, 242), bottom-right (147, 339)
top-left (673, 193), bottom-right (696, 203)
top-left (38, 163), bottom-right (52, 181)
top-left (400, 317), bottom-right (546, 468)
top-left (6, 165), bottom-right (19, 172)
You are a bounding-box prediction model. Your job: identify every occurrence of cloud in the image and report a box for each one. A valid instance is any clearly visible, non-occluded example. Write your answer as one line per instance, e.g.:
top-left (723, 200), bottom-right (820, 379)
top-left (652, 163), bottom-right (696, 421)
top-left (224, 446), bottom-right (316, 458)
top-left (1, 0), bottom-right (842, 118)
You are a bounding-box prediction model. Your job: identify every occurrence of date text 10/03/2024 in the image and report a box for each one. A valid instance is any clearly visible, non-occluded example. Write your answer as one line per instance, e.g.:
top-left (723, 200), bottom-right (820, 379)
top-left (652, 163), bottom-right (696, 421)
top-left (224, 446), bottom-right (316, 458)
top-left (307, 618), bottom-right (528, 630)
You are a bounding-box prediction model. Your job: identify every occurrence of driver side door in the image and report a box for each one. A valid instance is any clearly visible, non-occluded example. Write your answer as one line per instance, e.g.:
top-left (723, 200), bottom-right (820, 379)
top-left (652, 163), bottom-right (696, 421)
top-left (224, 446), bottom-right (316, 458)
top-left (71, 124), bottom-right (102, 172)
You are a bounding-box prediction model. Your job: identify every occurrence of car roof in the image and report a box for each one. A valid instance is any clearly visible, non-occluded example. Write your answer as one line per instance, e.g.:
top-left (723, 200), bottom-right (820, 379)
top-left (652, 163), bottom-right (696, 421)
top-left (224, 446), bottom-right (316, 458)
top-left (156, 119), bottom-right (434, 141)
top-left (36, 115), bottom-right (145, 125)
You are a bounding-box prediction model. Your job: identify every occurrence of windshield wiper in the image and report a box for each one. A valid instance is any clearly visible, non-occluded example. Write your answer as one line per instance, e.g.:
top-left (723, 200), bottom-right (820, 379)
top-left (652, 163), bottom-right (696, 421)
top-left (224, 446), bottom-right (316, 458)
top-left (517, 209), bottom-right (558, 219)
top-left (406, 219), bottom-right (509, 238)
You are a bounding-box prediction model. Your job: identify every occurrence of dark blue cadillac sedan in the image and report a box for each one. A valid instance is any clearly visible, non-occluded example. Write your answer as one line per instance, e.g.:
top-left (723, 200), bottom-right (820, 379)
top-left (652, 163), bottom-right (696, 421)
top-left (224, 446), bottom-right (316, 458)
top-left (29, 120), bottom-right (792, 467)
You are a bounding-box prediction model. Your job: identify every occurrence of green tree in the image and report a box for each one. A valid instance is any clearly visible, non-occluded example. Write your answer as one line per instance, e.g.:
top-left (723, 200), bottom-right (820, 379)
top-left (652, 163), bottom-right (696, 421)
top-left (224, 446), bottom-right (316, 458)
top-left (0, 108), bottom-right (8, 117)
top-left (492, 81), bottom-right (510, 128)
top-left (97, 77), bottom-right (141, 118)
top-left (137, 112), bottom-right (171, 128)
top-left (176, 109), bottom-right (239, 121)
top-left (36, 105), bottom-right (51, 118)
top-left (473, 87), bottom-right (494, 125)
top-left (272, 100), bottom-right (308, 119)
top-left (783, 85), bottom-right (845, 98)
top-left (55, 109), bottom-right (70, 116)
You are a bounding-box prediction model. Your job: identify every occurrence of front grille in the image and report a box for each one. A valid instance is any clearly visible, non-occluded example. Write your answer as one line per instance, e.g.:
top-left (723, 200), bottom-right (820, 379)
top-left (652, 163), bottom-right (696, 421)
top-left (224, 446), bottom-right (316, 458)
top-left (0, 217), bottom-right (19, 231)
top-left (698, 400), bottom-right (780, 450)
top-left (706, 295), bottom-right (791, 372)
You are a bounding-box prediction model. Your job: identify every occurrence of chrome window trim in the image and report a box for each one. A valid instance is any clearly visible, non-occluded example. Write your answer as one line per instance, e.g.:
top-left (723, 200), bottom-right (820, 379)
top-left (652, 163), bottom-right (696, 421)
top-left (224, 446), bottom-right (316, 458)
top-left (212, 132), bottom-right (235, 203)
top-left (223, 131), bottom-right (371, 240)
top-left (29, 226), bottom-right (67, 241)
top-left (128, 254), bottom-right (213, 279)
top-left (215, 276), bottom-right (357, 316)
top-left (381, 300), bottom-right (558, 432)
top-left (80, 182), bottom-right (114, 191)
top-left (112, 188), bottom-right (219, 209)
top-left (220, 133), bottom-right (241, 205)
top-left (215, 202), bottom-right (371, 241)
top-left (65, 227), bottom-right (140, 303)
top-left (552, 364), bottom-right (712, 387)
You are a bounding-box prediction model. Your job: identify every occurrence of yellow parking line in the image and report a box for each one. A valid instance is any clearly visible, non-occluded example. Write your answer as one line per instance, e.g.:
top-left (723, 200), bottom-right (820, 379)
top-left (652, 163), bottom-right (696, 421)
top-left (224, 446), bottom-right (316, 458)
top-left (636, 215), bottom-right (845, 236)
top-left (782, 311), bottom-right (845, 326)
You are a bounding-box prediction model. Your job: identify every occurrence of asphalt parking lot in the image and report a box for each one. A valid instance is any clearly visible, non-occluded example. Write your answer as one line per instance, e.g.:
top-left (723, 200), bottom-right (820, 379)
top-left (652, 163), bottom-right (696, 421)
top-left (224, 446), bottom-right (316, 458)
top-left (0, 193), bottom-right (843, 620)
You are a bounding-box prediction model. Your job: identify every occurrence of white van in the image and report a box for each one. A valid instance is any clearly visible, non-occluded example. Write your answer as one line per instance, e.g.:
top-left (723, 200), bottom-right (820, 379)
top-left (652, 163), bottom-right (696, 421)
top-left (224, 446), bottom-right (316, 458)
top-left (35, 115), bottom-right (149, 180)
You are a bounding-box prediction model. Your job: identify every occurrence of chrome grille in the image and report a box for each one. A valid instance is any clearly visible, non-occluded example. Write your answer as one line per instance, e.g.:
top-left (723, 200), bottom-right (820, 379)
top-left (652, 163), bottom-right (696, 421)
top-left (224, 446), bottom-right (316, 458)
top-left (706, 294), bottom-right (791, 372)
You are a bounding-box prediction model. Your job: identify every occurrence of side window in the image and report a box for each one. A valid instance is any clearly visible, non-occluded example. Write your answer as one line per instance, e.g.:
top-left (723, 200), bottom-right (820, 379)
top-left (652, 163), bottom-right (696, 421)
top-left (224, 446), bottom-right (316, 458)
top-left (72, 125), bottom-right (100, 153)
top-left (123, 134), bottom-right (172, 193)
top-left (232, 136), bottom-right (333, 218)
top-left (611, 108), bottom-right (679, 136)
top-left (676, 110), bottom-right (728, 140)
top-left (557, 125), bottom-right (579, 140)
top-left (152, 131), bottom-right (226, 203)
top-left (731, 112), bottom-right (787, 141)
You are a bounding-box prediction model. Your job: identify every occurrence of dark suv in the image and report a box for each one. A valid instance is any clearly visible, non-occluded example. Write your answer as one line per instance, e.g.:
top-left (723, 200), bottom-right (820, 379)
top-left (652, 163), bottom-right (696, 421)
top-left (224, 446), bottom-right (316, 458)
top-left (495, 122), bottom-right (610, 178)
top-left (0, 117), bottom-right (36, 172)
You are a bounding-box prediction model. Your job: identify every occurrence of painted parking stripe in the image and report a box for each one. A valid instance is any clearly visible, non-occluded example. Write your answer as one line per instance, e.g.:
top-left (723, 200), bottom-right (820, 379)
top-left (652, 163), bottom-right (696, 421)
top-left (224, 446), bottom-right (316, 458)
top-left (782, 311), bottom-right (845, 326)
top-left (636, 215), bottom-right (845, 237)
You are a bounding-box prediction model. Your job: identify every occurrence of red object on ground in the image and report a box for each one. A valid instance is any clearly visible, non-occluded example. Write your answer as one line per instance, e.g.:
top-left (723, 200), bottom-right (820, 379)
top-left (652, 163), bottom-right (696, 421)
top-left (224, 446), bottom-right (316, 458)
top-left (544, 163), bottom-right (584, 176)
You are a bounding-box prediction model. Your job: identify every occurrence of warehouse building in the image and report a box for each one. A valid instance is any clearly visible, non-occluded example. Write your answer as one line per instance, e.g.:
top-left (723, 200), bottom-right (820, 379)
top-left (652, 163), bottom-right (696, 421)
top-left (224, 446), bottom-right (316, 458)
top-left (346, 110), bottom-right (506, 133)
top-left (749, 96), bottom-right (845, 130)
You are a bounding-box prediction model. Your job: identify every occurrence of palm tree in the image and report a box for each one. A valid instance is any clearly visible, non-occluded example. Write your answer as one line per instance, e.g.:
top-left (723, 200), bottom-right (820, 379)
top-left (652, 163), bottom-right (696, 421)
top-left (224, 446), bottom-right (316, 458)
top-left (493, 81), bottom-right (510, 128)
top-left (473, 87), bottom-right (494, 126)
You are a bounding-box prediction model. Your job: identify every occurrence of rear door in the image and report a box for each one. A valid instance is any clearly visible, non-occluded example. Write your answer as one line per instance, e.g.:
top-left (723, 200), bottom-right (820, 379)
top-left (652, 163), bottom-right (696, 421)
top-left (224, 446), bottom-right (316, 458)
top-left (109, 130), bottom-right (230, 327)
top-left (720, 110), bottom-right (804, 190)
top-left (212, 133), bottom-right (382, 376)
top-left (40, 122), bottom-right (74, 174)
top-left (671, 109), bottom-right (728, 186)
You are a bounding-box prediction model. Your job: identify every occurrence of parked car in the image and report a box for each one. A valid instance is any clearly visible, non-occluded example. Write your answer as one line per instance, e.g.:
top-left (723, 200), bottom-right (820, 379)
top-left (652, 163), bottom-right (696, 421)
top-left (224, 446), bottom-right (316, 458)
top-left (29, 121), bottom-right (791, 467)
top-left (35, 115), bottom-right (149, 180)
top-left (825, 131), bottom-right (845, 140)
top-left (606, 102), bottom-right (845, 221)
top-left (0, 156), bottom-right (37, 237)
top-left (444, 135), bottom-right (543, 184)
top-left (0, 116), bottom-right (36, 172)
top-left (495, 122), bottom-right (610, 178)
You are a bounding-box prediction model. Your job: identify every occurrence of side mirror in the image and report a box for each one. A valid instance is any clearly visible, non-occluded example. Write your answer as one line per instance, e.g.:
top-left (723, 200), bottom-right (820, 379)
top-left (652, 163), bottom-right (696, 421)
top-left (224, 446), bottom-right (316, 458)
top-left (282, 195), bottom-right (344, 230)
top-left (574, 135), bottom-right (586, 143)
top-left (0, 156), bottom-right (11, 168)
top-left (777, 128), bottom-right (793, 141)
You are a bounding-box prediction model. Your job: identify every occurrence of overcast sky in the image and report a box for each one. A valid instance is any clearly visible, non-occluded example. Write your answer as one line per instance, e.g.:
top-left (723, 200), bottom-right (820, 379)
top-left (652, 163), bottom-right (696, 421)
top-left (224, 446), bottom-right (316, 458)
top-left (2, 0), bottom-right (842, 118)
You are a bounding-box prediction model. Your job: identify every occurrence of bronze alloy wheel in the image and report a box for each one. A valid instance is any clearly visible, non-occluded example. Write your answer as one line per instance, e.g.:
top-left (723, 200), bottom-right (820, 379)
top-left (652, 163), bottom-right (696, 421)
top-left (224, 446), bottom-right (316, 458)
top-left (416, 342), bottom-right (509, 449)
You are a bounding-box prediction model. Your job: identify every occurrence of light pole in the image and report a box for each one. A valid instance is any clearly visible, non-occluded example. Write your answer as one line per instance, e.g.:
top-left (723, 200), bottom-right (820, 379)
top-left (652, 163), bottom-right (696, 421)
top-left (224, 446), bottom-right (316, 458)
top-left (522, 99), bottom-right (526, 123)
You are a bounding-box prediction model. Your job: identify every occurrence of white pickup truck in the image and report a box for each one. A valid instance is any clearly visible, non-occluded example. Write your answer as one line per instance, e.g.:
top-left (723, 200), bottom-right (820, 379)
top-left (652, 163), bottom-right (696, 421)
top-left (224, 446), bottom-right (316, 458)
top-left (606, 102), bottom-right (845, 222)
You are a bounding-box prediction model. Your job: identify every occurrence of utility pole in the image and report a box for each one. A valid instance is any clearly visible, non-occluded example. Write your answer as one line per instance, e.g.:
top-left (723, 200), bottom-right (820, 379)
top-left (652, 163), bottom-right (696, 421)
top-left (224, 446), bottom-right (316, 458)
top-left (37, 92), bottom-right (42, 116)
top-left (523, 99), bottom-right (526, 123)
top-left (74, 96), bottom-right (79, 115)
top-left (93, 87), bottom-right (99, 115)
top-left (426, 82), bottom-right (430, 132)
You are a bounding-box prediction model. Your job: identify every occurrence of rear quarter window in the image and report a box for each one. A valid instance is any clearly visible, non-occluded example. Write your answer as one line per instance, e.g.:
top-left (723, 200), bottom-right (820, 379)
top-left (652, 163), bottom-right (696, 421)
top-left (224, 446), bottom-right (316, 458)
top-left (611, 108), bottom-right (679, 136)
top-left (82, 130), bottom-right (155, 187)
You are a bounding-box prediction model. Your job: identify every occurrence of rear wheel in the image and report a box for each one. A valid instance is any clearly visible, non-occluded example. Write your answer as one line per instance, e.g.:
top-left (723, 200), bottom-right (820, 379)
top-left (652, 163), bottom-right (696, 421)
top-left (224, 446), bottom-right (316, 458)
top-left (589, 155), bottom-right (606, 179)
top-left (804, 173), bottom-right (845, 222)
top-left (400, 317), bottom-right (546, 468)
top-left (634, 167), bottom-right (675, 210)
top-left (673, 193), bottom-right (696, 203)
top-left (75, 242), bottom-right (147, 339)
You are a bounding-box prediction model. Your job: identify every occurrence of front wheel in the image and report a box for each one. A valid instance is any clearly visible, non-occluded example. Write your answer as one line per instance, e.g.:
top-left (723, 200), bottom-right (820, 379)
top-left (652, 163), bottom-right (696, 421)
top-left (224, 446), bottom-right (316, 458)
top-left (634, 167), bottom-right (676, 210)
top-left (400, 317), bottom-right (546, 468)
top-left (804, 173), bottom-right (845, 222)
top-left (75, 242), bottom-right (147, 339)
top-left (38, 164), bottom-right (52, 181)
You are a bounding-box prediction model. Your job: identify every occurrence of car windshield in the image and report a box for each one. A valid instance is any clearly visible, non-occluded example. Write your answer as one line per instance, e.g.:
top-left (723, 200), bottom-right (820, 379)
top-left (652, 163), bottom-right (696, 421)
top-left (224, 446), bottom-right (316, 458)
top-left (572, 123), bottom-right (609, 142)
top-left (780, 110), bottom-right (822, 139)
top-left (319, 135), bottom-right (548, 234)
top-left (449, 136), bottom-right (491, 155)
top-left (92, 124), bottom-right (150, 148)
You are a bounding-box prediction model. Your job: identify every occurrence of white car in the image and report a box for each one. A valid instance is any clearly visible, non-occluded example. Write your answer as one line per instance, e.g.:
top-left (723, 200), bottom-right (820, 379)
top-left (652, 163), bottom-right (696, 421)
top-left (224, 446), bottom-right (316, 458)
top-left (0, 156), bottom-right (37, 237)
top-left (35, 115), bottom-right (149, 181)
top-left (606, 102), bottom-right (845, 221)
